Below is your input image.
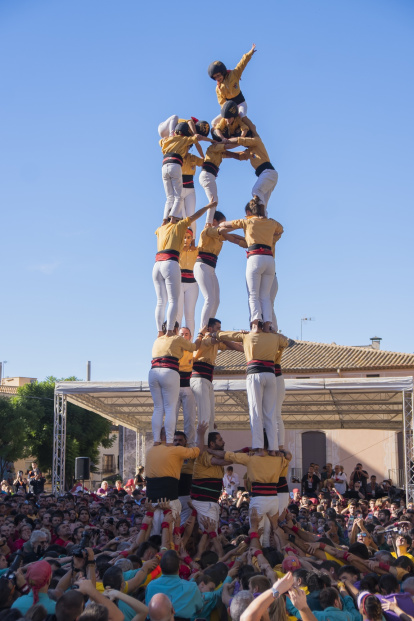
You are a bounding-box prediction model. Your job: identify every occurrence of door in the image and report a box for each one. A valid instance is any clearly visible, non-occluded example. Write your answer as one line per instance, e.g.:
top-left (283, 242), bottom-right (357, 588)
top-left (302, 431), bottom-right (326, 475)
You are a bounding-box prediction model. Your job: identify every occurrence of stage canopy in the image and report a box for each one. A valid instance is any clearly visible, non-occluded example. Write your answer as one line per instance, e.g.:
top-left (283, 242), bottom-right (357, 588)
top-left (53, 376), bottom-right (414, 498)
top-left (55, 376), bottom-right (413, 432)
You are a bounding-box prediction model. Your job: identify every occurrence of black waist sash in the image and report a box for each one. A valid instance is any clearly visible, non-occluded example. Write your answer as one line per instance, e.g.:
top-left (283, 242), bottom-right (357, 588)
top-left (192, 361), bottom-right (214, 382)
top-left (163, 152), bottom-right (183, 166)
top-left (202, 162), bottom-right (219, 177)
top-left (179, 370), bottom-right (191, 388)
top-left (181, 269), bottom-right (196, 283)
top-left (275, 364), bottom-right (282, 377)
top-left (178, 472), bottom-right (193, 497)
top-left (255, 161), bottom-right (275, 177)
top-left (246, 244), bottom-right (273, 258)
top-left (247, 360), bottom-right (276, 375)
top-left (227, 91), bottom-right (245, 105)
top-left (151, 356), bottom-right (179, 373)
top-left (196, 252), bottom-right (218, 268)
top-left (251, 481), bottom-right (278, 497)
top-left (155, 249), bottom-right (180, 262)
top-left (191, 478), bottom-right (222, 502)
top-left (182, 174), bottom-right (194, 188)
top-left (276, 476), bottom-right (289, 494)
top-left (146, 477), bottom-right (179, 501)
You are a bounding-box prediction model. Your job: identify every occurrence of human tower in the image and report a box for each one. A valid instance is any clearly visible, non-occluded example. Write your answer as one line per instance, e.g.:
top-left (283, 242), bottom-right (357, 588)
top-left (149, 44), bottom-right (290, 455)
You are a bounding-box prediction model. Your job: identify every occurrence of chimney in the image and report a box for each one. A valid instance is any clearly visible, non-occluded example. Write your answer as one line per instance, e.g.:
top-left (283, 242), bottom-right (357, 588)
top-left (370, 336), bottom-right (382, 350)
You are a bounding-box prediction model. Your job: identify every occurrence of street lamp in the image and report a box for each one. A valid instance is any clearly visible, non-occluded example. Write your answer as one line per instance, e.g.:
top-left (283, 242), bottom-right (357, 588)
top-left (1, 361), bottom-right (7, 383)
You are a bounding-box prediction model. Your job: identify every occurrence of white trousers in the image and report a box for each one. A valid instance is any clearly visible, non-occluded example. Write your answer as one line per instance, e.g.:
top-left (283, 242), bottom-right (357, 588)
top-left (249, 495), bottom-right (279, 547)
top-left (211, 101), bottom-right (248, 128)
top-left (246, 372), bottom-right (278, 450)
top-left (193, 262), bottom-right (220, 331)
top-left (270, 274), bottom-right (278, 331)
top-left (191, 499), bottom-right (220, 530)
top-left (162, 163), bottom-right (183, 220)
top-left (199, 170), bottom-right (217, 225)
top-left (245, 255), bottom-right (275, 323)
top-left (152, 260), bottom-right (181, 331)
top-left (252, 169), bottom-right (279, 207)
top-left (175, 386), bottom-right (197, 447)
top-left (158, 115), bottom-right (178, 138)
top-left (275, 375), bottom-right (286, 446)
top-left (179, 495), bottom-right (192, 526)
top-left (179, 187), bottom-right (197, 236)
top-left (177, 281), bottom-right (199, 340)
top-left (278, 492), bottom-right (290, 513)
top-left (148, 367), bottom-right (180, 444)
top-left (190, 376), bottom-right (215, 443)
top-left (151, 498), bottom-right (181, 535)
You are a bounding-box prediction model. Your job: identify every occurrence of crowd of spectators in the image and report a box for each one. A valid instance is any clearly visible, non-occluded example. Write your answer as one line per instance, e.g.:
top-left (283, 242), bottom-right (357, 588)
top-left (0, 454), bottom-right (413, 621)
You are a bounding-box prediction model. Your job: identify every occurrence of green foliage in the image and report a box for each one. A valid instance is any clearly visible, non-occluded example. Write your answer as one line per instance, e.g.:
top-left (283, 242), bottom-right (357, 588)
top-left (16, 376), bottom-right (114, 480)
top-left (0, 398), bottom-right (33, 479)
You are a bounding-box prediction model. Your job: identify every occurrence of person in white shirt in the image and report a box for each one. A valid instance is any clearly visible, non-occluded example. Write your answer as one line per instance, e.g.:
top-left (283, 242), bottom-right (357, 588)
top-left (223, 466), bottom-right (240, 496)
top-left (333, 464), bottom-right (347, 494)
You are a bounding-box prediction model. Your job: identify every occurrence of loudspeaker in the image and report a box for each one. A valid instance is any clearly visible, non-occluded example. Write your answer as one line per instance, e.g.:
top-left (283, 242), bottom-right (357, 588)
top-left (75, 457), bottom-right (90, 480)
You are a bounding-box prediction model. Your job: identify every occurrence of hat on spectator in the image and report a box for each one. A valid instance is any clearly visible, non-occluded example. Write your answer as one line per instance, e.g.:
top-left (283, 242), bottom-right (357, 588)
top-left (293, 488), bottom-right (300, 493)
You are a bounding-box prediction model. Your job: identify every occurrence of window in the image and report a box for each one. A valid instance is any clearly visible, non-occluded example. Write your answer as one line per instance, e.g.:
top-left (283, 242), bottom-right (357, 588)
top-left (302, 431), bottom-right (326, 476)
top-left (366, 374), bottom-right (380, 377)
top-left (102, 454), bottom-right (115, 473)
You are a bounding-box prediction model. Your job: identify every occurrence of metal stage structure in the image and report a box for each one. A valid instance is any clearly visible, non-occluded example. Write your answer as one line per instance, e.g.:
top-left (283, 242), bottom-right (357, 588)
top-left (53, 376), bottom-right (414, 500)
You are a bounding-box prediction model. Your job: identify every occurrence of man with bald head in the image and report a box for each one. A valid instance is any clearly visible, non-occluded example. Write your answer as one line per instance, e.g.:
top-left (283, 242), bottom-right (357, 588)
top-left (145, 550), bottom-right (203, 619)
top-left (148, 594), bottom-right (175, 621)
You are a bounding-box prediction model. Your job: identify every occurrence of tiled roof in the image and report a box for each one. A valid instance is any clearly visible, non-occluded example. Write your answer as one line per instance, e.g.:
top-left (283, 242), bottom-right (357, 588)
top-left (215, 340), bottom-right (414, 375)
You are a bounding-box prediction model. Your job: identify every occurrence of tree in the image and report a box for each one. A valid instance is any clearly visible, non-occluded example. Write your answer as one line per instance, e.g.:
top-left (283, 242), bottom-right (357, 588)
top-left (0, 397), bottom-right (33, 480)
top-left (15, 377), bottom-right (115, 486)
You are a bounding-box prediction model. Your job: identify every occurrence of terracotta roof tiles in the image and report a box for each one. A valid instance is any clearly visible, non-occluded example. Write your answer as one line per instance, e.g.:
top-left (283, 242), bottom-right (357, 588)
top-left (215, 340), bottom-right (414, 375)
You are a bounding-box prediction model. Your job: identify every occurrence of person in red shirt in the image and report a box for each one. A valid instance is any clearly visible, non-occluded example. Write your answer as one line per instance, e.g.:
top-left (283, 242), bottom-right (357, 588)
top-left (54, 523), bottom-right (73, 548)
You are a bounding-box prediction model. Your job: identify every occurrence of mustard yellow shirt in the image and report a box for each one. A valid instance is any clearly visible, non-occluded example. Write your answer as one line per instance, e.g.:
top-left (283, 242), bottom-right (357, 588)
top-left (197, 227), bottom-right (225, 257)
top-left (237, 134), bottom-right (271, 170)
top-left (145, 444), bottom-right (200, 480)
top-left (193, 335), bottom-right (227, 366)
top-left (215, 48), bottom-right (255, 106)
top-left (193, 451), bottom-right (224, 480)
top-left (179, 350), bottom-right (194, 373)
top-left (182, 153), bottom-right (204, 176)
top-left (160, 135), bottom-right (198, 158)
top-left (179, 248), bottom-right (199, 271)
top-left (216, 117), bottom-right (248, 136)
top-left (228, 217), bottom-right (283, 248)
top-left (225, 452), bottom-right (288, 483)
top-left (155, 217), bottom-right (192, 253)
top-left (217, 330), bottom-right (288, 364)
top-left (203, 143), bottom-right (230, 168)
top-left (152, 335), bottom-right (196, 360)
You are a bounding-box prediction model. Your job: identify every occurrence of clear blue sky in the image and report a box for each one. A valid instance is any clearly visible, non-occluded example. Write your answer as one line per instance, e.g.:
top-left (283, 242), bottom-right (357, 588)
top-left (1, 0), bottom-right (413, 382)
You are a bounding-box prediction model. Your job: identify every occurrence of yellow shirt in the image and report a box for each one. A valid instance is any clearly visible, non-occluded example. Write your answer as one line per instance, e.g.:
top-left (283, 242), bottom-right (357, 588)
top-left (274, 341), bottom-right (289, 366)
top-left (215, 48), bottom-right (255, 106)
top-left (145, 444), bottom-right (200, 480)
top-left (216, 117), bottom-right (248, 136)
top-left (155, 217), bottom-right (192, 253)
top-left (193, 335), bottom-right (227, 366)
top-left (237, 134), bottom-right (271, 170)
top-left (225, 452), bottom-right (288, 483)
top-left (160, 135), bottom-right (198, 157)
top-left (193, 451), bottom-right (224, 480)
top-left (152, 335), bottom-right (196, 360)
top-left (182, 153), bottom-right (204, 176)
top-left (181, 457), bottom-right (195, 476)
top-left (217, 331), bottom-right (288, 364)
top-left (204, 143), bottom-right (230, 168)
top-left (179, 248), bottom-right (199, 271)
top-left (179, 350), bottom-right (194, 373)
top-left (227, 217), bottom-right (283, 248)
top-left (197, 227), bottom-right (225, 257)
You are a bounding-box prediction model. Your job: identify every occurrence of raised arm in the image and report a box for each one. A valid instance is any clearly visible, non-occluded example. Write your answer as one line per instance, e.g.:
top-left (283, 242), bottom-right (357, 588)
top-left (189, 200), bottom-right (218, 224)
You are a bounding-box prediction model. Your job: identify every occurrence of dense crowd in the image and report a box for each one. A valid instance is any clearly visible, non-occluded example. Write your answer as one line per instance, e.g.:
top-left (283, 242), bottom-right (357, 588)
top-left (0, 445), bottom-right (413, 621)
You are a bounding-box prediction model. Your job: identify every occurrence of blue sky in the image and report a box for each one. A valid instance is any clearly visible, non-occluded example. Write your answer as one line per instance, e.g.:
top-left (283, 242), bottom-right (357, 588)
top-left (1, 0), bottom-right (413, 382)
